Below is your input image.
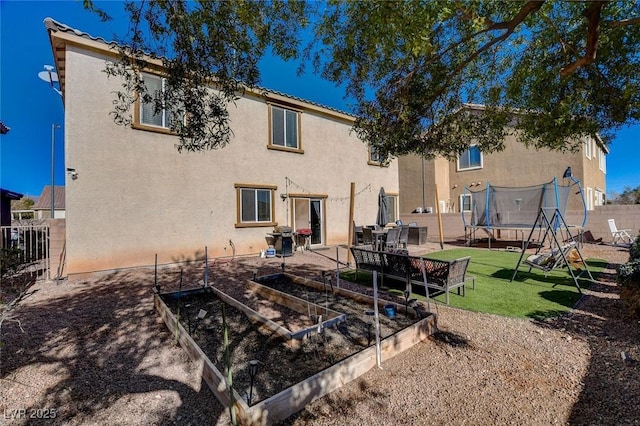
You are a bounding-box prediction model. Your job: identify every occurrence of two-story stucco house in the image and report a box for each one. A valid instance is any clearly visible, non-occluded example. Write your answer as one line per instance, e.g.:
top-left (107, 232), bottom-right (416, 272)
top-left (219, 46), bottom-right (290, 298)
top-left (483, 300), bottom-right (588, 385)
top-left (399, 104), bottom-right (607, 216)
top-left (45, 19), bottom-right (399, 274)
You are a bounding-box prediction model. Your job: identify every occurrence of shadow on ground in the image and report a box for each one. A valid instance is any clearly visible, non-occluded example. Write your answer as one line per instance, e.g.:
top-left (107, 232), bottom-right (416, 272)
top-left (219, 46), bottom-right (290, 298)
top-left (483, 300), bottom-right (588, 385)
top-left (537, 261), bottom-right (640, 424)
top-left (0, 252), bottom-right (354, 425)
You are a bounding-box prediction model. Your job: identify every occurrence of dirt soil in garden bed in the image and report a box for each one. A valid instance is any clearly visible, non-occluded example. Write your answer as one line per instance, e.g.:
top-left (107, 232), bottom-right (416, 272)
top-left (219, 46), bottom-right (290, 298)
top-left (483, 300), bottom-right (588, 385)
top-left (161, 276), bottom-right (421, 405)
top-left (1, 242), bottom-right (638, 425)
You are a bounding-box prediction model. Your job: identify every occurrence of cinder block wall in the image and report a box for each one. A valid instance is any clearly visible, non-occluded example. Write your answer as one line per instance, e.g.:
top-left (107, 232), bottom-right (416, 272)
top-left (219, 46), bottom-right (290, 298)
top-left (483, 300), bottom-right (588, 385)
top-left (48, 218), bottom-right (66, 279)
top-left (568, 205), bottom-right (640, 242)
top-left (401, 205), bottom-right (640, 244)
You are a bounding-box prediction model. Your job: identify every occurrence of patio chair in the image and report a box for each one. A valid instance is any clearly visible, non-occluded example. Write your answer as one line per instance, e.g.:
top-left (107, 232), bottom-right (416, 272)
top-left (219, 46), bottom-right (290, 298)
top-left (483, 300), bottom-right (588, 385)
top-left (384, 227), bottom-right (401, 250)
top-left (362, 227), bottom-right (375, 246)
top-left (353, 225), bottom-right (364, 245)
top-left (608, 219), bottom-right (635, 246)
top-left (398, 226), bottom-right (410, 248)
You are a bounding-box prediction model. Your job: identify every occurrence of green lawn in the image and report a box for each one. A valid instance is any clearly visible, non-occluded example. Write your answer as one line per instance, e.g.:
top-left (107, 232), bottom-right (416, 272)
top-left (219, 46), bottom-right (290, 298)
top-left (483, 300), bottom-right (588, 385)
top-left (341, 248), bottom-right (607, 319)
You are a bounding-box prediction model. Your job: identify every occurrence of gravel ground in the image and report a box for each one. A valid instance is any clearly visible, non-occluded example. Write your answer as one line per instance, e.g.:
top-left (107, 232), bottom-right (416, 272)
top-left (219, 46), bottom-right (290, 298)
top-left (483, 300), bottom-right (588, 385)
top-left (1, 242), bottom-right (638, 425)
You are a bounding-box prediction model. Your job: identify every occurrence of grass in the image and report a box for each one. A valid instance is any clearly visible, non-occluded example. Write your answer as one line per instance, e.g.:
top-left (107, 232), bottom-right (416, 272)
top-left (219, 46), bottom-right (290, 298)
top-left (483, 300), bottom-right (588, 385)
top-left (341, 248), bottom-right (607, 319)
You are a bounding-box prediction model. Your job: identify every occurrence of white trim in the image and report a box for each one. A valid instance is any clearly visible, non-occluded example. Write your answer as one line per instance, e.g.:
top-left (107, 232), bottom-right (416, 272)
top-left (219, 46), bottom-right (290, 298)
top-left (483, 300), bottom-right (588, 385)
top-left (584, 136), bottom-right (592, 159)
top-left (460, 194), bottom-right (472, 212)
top-left (599, 148), bottom-right (606, 173)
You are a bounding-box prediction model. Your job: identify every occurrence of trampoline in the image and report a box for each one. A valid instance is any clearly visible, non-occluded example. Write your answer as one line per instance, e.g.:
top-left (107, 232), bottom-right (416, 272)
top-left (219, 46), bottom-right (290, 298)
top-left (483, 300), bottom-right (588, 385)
top-left (463, 179), bottom-right (585, 249)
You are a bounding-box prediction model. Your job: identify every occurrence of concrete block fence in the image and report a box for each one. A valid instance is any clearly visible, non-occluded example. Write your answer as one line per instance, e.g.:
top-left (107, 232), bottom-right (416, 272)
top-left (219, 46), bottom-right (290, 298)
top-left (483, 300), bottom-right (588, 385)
top-left (400, 204), bottom-right (640, 245)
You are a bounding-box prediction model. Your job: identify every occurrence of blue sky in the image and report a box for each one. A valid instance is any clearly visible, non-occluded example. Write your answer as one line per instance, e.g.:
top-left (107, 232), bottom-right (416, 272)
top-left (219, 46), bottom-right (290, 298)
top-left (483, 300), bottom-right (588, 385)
top-left (1, 0), bottom-right (638, 198)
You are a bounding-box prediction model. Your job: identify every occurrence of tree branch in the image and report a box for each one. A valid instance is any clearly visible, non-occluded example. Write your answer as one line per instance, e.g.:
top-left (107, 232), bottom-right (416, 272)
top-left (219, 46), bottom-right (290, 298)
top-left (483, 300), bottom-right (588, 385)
top-left (607, 17), bottom-right (640, 28)
top-left (426, 1), bottom-right (545, 104)
top-left (560, 1), bottom-right (606, 76)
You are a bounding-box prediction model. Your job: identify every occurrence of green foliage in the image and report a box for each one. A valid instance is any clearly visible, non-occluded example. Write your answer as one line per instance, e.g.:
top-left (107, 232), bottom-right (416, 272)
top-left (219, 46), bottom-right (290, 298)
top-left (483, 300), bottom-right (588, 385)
top-left (11, 197), bottom-right (35, 211)
top-left (0, 247), bottom-right (31, 279)
top-left (312, 1), bottom-right (640, 159)
top-left (86, 1), bottom-right (640, 157)
top-left (612, 185), bottom-right (640, 205)
top-left (618, 260), bottom-right (640, 318)
top-left (629, 234), bottom-right (640, 261)
top-left (99, 0), bottom-right (310, 152)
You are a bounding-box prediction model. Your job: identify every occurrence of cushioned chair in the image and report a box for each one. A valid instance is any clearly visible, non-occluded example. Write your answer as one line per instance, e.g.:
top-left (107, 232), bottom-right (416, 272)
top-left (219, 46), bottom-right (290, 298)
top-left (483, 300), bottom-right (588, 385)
top-left (525, 242), bottom-right (577, 273)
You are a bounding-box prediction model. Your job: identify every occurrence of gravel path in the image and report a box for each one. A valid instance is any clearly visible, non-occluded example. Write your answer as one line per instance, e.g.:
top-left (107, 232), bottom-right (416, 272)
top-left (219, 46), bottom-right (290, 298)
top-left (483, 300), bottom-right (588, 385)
top-left (1, 243), bottom-right (638, 425)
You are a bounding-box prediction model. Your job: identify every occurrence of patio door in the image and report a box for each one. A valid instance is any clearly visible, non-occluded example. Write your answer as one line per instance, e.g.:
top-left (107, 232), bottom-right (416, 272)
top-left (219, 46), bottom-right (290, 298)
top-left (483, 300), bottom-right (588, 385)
top-left (293, 197), bottom-right (323, 245)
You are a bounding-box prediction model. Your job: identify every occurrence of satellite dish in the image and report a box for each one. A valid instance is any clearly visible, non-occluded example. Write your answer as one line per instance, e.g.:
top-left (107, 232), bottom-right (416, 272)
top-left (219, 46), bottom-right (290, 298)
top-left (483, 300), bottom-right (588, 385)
top-left (38, 65), bottom-right (62, 96)
top-left (38, 70), bottom-right (59, 83)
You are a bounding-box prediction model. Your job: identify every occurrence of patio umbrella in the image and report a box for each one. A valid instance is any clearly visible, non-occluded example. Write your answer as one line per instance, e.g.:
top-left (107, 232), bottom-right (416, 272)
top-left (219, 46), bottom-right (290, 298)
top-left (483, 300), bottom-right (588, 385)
top-left (376, 187), bottom-right (389, 227)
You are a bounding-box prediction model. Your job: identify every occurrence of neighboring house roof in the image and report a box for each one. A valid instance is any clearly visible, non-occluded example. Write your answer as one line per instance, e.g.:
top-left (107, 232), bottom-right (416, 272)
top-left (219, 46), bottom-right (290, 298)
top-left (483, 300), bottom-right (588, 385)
top-left (32, 185), bottom-right (65, 210)
top-left (43, 18), bottom-right (352, 120)
top-left (1, 188), bottom-right (23, 200)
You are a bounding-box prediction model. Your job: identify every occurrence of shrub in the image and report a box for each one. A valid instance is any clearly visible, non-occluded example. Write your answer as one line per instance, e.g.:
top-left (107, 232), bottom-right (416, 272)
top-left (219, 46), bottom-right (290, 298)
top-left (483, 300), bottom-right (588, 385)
top-left (618, 260), bottom-right (640, 318)
top-left (628, 233), bottom-right (640, 261)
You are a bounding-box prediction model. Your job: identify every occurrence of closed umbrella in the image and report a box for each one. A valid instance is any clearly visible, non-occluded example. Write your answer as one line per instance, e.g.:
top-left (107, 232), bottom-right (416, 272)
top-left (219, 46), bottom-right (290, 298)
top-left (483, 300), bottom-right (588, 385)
top-left (376, 187), bottom-right (389, 227)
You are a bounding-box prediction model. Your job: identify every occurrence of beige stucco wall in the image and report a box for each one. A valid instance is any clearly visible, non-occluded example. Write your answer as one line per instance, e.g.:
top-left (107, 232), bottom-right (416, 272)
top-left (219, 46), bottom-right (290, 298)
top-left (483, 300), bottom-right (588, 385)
top-left (399, 131), bottom-right (606, 214)
top-left (63, 45), bottom-right (398, 273)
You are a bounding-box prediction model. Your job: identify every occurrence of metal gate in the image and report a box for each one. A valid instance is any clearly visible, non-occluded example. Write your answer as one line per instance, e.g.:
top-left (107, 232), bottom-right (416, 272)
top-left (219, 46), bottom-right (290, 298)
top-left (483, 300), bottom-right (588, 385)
top-left (1, 224), bottom-right (50, 278)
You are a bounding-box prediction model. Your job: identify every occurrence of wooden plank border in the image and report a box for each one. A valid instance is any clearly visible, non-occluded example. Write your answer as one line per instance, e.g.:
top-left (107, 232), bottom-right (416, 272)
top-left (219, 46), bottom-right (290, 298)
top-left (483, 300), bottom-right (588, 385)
top-left (154, 278), bottom-right (437, 425)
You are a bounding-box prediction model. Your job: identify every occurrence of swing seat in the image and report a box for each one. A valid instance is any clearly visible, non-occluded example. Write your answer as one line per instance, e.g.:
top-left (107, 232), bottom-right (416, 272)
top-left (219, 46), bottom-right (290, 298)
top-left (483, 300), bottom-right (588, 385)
top-left (525, 242), bottom-right (576, 273)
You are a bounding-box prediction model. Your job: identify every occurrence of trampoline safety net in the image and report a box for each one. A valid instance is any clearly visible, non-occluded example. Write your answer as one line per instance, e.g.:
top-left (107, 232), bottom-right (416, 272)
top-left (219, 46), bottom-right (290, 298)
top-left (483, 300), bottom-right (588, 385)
top-left (466, 181), bottom-right (571, 228)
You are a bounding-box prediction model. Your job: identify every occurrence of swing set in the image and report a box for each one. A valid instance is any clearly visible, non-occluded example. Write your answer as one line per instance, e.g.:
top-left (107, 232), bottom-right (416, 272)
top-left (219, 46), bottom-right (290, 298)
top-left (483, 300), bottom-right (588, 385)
top-left (511, 207), bottom-right (594, 294)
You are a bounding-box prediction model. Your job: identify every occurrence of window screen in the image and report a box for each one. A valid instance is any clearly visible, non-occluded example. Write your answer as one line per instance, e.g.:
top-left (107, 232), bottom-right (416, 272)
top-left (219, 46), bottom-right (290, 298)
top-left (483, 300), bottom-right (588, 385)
top-left (271, 106), bottom-right (298, 149)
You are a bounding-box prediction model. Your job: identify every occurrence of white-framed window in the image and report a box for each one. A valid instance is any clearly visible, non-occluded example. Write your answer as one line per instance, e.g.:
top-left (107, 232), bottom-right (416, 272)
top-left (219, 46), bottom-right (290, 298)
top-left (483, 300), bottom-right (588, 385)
top-left (460, 194), bottom-right (472, 212)
top-left (586, 187), bottom-right (594, 210)
top-left (595, 189), bottom-right (605, 207)
top-left (139, 73), bottom-right (182, 129)
top-left (235, 184), bottom-right (276, 227)
top-left (599, 148), bottom-right (606, 173)
top-left (584, 136), bottom-right (592, 159)
top-left (270, 105), bottom-right (300, 150)
top-left (457, 145), bottom-right (482, 170)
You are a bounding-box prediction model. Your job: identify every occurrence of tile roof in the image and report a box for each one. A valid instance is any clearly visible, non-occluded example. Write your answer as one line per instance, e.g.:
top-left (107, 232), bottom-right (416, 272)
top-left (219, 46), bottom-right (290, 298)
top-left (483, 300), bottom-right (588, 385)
top-left (44, 18), bottom-right (352, 118)
top-left (32, 185), bottom-right (65, 210)
top-left (1, 188), bottom-right (23, 200)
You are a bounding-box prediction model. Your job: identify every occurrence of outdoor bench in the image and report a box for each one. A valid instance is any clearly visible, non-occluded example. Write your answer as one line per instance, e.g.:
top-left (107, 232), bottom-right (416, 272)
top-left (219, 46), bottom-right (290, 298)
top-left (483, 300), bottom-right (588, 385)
top-left (350, 246), bottom-right (474, 305)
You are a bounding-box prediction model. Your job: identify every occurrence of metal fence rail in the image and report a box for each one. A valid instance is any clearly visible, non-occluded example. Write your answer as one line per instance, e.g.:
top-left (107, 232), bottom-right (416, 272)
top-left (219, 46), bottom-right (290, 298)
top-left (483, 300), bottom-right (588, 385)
top-left (1, 225), bottom-right (50, 276)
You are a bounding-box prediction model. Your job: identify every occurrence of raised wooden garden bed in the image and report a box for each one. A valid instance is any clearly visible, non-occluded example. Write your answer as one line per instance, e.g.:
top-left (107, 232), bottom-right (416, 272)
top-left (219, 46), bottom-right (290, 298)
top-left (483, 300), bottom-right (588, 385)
top-left (154, 273), bottom-right (437, 425)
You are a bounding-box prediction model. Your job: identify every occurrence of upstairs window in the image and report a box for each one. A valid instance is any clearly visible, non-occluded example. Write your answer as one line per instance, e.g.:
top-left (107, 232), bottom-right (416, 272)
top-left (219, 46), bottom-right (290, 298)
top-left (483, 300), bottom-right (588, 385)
top-left (599, 148), bottom-right (606, 173)
top-left (270, 105), bottom-right (300, 151)
top-left (584, 136), bottom-right (592, 159)
top-left (458, 145), bottom-right (482, 170)
top-left (139, 73), bottom-right (183, 129)
top-left (369, 146), bottom-right (387, 165)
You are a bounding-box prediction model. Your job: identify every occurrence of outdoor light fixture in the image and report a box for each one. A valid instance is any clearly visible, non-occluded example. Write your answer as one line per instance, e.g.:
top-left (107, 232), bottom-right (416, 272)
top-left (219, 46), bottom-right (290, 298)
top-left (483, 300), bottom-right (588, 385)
top-left (280, 193), bottom-right (288, 201)
top-left (248, 359), bottom-right (259, 406)
top-left (452, 184), bottom-right (458, 189)
top-left (67, 168), bottom-right (78, 180)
